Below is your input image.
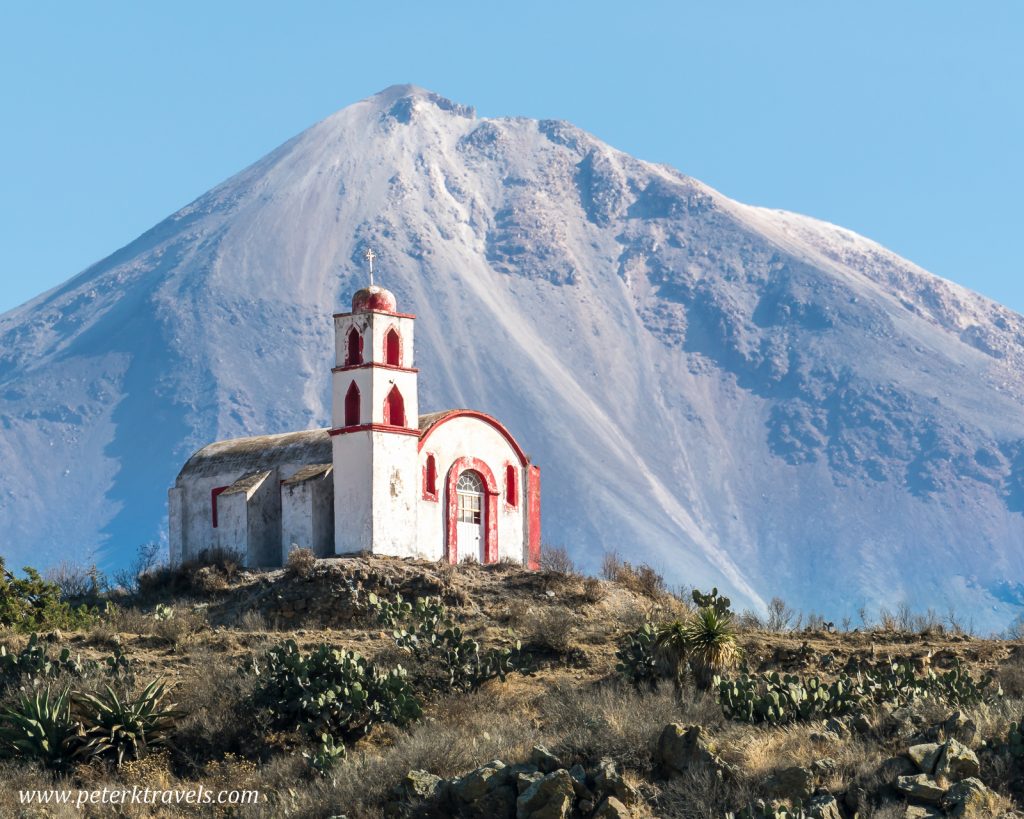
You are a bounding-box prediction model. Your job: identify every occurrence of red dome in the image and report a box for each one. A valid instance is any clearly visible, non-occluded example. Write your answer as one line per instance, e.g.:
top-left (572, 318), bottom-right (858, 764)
top-left (351, 285), bottom-right (398, 313)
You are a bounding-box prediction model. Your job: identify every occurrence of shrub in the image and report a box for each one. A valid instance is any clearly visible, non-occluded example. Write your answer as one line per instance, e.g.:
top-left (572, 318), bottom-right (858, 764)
top-left (540, 544), bottom-right (575, 575)
top-left (286, 547), bottom-right (318, 579)
top-left (528, 606), bottom-right (576, 654)
top-left (0, 559), bottom-right (98, 631)
top-left (602, 556), bottom-right (665, 599)
top-left (44, 562), bottom-right (106, 602)
top-left (75, 679), bottom-right (181, 766)
top-left (248, 640), bottom-right (421, 743)
top-left (581, 577), bottom-right (606, 604)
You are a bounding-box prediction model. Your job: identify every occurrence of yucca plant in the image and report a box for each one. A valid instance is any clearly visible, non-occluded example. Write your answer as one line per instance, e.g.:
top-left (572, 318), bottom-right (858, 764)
top-left (0, 686), bottom-right (83, 770)
top-left (74, 679), bottom-right (181, 766)
top-left (682, 607), bottom-right (742, 689)
top-left (653, 620), bottom-right (691, 691)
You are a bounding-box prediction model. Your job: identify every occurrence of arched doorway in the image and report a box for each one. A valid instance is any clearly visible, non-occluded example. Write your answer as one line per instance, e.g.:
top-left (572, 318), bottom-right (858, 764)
top-left (455, 471), bottom-right (485, 562)
top-left (444, 457), bottom-right (498, 565)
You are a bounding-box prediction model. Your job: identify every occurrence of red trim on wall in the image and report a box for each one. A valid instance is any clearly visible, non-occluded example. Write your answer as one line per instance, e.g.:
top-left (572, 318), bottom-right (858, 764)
top-left (527, 465), bottom-right (541, 570)
top-left (332, 363), bottom-right (419, 374)
top-left (445, 457), bottom-right (499, 566)
top-left (422, 453), bottom-right (439, 501)
top-left (211, 486), bottom-right (228, 528)
top-left (418, 410), bottom-right (530, 466)
top-left (333, 310), bottom-right (417, 320)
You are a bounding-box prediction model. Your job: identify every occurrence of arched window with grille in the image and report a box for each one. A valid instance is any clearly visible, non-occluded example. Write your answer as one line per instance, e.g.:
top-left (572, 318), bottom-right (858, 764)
top-left (344, 381), bottom-right (360, 426)
top-left (383, 385), bottom-right (405, 427)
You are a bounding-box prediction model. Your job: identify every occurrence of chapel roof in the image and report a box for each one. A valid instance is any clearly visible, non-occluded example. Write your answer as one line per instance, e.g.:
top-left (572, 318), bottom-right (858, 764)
top-left (176, 428), bottom-right (332, 481)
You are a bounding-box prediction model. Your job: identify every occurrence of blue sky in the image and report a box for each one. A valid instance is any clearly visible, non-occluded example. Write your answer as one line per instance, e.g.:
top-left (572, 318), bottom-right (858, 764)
top-left (1, 2), bottom-right (1021, 314)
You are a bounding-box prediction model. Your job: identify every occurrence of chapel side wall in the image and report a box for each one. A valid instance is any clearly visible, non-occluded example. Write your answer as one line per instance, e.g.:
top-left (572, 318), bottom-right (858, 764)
top-left (176, 458), bottom-right (321, 564)
top-left (311, 474), bottom-right (335, 557)
top-left (417, 419), bottom-right (528, 564)
top-left (216, 493), bottom-right (249, 561)
top-left (281, 482), bottom-right (314, 561)
top-left (333, 433), bottom-right (373, 554)
top-left (246, 471), bottom-right (281, 568)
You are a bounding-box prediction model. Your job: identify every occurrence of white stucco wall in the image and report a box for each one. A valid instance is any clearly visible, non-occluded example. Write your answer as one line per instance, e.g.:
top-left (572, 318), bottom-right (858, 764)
top-left (416, 416), bottom-right (529, 564)
top-left (282, 468), bottom-right (334, 560)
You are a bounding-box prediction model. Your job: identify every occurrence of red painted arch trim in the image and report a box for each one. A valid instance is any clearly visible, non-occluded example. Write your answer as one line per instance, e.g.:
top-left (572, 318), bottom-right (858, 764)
top-left (445, 457), bottom-right (499, 566)
top-left (332, 363), bottom-right (419, 374)
top-left (328, 423), bottom-right (420, 437)
top-left (418, 410), bottom-right (530, 466)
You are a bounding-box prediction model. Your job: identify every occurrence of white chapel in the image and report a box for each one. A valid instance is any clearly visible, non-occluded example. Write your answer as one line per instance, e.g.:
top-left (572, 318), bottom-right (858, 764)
top-left (168, 272), bottom-right (541, 569)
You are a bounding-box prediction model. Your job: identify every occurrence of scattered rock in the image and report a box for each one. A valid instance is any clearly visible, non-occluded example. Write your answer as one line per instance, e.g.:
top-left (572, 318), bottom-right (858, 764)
top-left (934, 739), bottom-right (980, 782)
top-left (904, 805), bottom-right (941, 819)
top-left (810, 757), bottom-right (837, 778)
top-left (593, 795), bottom-right (632, 818)
top-left (529, 745), bottom-right (563, 774)
top-left (764, 766), bottom-right (814, 801)
top-left (880, 755), bottom-right (919, 779)
top-left (852, 713), bottom-right (873, 735)
top-left (845, 786), bottom-right (868, 812)
top-left (896, 774), bottom-right (947, 804)
top-left (906, 743), bottom-right (943, 774)
top-left (517, 771), bottom-right (544, 794)
top-left (824, 717), bottom-right (850, 738)
top-left (806, 793), bottom-right (842, 819)
top-left (516, 769), bottom-right (575, 819)
top-left (940, 778), bottom-right (992, 817)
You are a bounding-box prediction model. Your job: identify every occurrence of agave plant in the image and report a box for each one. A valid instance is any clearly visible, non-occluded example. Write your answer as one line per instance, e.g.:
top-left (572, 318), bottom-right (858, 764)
top-left (682, 607), bottom-right (742, 689)
top-left (74, 679), bottom-right (182, 766)
top-left (0, 686), bottom-right (83, 769)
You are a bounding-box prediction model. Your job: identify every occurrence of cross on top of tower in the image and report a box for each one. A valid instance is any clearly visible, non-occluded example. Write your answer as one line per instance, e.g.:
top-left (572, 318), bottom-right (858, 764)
top-left (364, 247), bottom-right (377, 286)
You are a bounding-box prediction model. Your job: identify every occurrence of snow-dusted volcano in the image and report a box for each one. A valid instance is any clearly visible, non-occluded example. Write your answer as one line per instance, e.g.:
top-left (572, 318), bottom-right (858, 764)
top-left (3, 85), bottom-right (1023, 629)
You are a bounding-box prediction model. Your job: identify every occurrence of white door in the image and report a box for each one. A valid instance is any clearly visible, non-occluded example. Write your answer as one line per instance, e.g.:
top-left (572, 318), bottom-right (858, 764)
top-left (456, 471), bottom-right (485, 562)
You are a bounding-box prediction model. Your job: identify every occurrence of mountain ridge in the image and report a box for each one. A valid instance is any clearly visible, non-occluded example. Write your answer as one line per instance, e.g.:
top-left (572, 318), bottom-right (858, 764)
top-left (2, 85), bottom-right (1023, 629)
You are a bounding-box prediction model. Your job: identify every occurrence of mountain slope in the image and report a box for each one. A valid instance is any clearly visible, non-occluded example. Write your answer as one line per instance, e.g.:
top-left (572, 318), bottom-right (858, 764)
top-left (2, 85), bottom-right (1023, 628)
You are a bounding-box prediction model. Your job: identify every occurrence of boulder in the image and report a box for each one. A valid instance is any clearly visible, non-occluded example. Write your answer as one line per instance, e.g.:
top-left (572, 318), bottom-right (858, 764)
top-left (764, 766), bottom-right (814, 801)
top-left (810, 757), bottom-right (838, 778)
top-left (906, 743), bottom-right (943, 774)
top-left (806, 794), bottom-right (842, 819)
top-left (896, 774), bottom-right (947, 804)
top-left (451, 760), bottom-right (510, 804)
top-left (517, 771), bottom-right (544, 794)
top-left (567, 763), bottom-right (593, 801)
top-left (398, 770), bottom-right (445, 801)
top-left (823, 717), bottom-right (850, 738)
top-left (940, 778), bottom-right (991, 817)
top-left (593, 757), bottom-right (637, 805)
top-left (529, 745), bottom-right (563, 774)
top-left (933, 739), bottom-right (980, 782)
top-left (516, 769), bottom-right (575, 819)
top-left (852, 713), bottom-right (873, 735)
top-left (593, 795), bottom-right (632, 818)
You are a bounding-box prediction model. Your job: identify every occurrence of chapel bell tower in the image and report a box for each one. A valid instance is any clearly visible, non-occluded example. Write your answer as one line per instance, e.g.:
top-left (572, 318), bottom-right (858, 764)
top-left (329, 249), bottom-right (420, 555)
